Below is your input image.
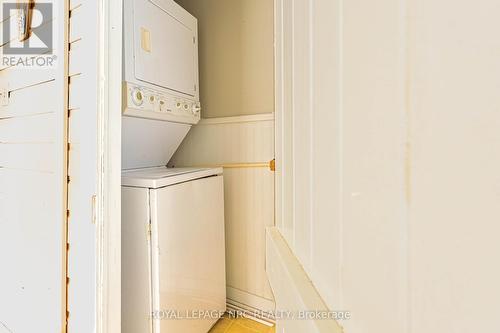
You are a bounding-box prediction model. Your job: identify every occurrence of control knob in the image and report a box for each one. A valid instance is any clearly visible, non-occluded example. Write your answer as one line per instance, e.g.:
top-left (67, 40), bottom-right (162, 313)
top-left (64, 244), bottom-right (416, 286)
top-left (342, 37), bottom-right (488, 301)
top-left (131, 88), bottom-right (144, 106)
top-left (192, 103), bottom-right (201, 115)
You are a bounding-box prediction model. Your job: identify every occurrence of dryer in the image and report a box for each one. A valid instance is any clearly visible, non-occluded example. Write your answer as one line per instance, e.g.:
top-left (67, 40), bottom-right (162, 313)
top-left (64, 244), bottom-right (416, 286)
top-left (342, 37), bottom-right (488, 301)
top-left (122, 0), bottom-right (201, 169)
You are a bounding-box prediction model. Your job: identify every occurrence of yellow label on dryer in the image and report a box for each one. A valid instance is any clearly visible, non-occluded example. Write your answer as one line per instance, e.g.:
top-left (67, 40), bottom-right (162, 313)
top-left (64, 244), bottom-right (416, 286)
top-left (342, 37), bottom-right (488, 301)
top-left (140, 27), bottom-right (151, 52)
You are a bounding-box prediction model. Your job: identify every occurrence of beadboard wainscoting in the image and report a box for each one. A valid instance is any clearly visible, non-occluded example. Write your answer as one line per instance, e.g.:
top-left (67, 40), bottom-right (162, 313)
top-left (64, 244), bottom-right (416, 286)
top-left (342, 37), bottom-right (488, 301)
top-left (169, 113), bottom-right (276, 312)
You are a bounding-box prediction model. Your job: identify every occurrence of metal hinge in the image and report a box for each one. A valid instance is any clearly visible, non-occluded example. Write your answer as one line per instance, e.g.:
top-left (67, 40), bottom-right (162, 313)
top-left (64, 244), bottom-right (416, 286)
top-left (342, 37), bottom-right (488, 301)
top-left (91, 195), bottom-right (97, 224)
top-left (0, 87), bottom-right (9, 106)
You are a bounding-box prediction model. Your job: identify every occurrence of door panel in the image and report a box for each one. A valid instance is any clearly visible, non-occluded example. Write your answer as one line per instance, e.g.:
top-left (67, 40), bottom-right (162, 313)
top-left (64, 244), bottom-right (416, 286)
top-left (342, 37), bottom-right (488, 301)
top-left (0, 0), bottom-right (68, 331)
top-left (133, 0), bottom-right (197, 96)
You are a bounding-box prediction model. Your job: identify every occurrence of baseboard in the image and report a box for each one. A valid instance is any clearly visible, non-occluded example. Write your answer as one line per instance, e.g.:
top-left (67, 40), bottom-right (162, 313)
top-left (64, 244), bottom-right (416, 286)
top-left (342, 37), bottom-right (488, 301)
top-left (226, 301), bottom-right (275, 326)
top-left (226, 287), bottom-right (276, 325)
top-left (266, 227), bottom-right (344, 333)
top-left (227, 287), bottom-right (275, 311)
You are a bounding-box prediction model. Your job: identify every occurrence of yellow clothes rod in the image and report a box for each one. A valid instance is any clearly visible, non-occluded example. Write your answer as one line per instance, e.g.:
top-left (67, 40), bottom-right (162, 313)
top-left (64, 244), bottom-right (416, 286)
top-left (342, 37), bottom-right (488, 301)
top-left (221, 162), bottom-right (268, 169)
top-left (179, 159), bottom-right (276, 171)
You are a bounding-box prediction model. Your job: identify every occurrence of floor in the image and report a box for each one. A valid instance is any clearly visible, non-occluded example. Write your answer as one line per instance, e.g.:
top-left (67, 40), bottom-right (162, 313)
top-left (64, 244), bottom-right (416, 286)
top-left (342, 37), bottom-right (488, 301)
top-left (209, 314), bottom-right (276, 333)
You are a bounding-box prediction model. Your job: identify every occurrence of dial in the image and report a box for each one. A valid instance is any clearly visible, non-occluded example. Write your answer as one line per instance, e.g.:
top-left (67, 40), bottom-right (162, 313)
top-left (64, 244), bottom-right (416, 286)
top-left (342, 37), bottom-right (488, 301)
top-left (192, 103), bottom-right (201, 115)
top-left (131, 88), bottom-right (144, 106)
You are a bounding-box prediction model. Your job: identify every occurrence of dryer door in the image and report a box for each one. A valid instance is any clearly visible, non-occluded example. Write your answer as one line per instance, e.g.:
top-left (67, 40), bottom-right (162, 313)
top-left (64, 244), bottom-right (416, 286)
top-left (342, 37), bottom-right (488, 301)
top-left (133, 0), bottom-right (198, 97)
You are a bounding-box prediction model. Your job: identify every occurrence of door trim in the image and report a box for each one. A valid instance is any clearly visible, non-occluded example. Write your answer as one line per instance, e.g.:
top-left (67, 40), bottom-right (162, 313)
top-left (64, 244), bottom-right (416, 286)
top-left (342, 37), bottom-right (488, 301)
top-left (96, 0), bottom-right (123, 332)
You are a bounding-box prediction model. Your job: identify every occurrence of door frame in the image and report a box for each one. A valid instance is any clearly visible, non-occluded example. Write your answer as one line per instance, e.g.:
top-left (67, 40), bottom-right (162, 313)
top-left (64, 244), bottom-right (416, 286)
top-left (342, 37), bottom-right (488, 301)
top-left (96, 0), bottom-right (122, 331)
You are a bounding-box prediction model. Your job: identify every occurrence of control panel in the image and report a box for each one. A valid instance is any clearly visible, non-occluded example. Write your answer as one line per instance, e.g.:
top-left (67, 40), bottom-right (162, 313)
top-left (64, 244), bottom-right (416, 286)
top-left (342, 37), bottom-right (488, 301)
top-left (123, 83), bottom-right (201, 124)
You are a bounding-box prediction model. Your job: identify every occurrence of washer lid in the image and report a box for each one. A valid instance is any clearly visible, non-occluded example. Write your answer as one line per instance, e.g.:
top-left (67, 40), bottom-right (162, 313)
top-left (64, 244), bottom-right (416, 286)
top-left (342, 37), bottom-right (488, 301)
top-left (122, 167), bottom-right (222, 189)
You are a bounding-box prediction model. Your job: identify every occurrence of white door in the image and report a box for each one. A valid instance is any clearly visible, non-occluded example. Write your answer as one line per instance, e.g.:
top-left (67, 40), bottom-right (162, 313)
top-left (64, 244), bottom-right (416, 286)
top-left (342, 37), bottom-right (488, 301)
top-left (133, 0), bottom-right (198, 96)
top-left (150, 175), bottom-right (226, 333)
top-left (0, 1), bottom-right (68, 332)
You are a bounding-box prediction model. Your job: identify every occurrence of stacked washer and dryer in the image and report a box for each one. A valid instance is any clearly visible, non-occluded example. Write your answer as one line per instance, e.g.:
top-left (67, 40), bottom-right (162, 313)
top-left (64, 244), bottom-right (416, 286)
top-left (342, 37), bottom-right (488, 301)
top-left (121, 1), bottom-right (226, 332)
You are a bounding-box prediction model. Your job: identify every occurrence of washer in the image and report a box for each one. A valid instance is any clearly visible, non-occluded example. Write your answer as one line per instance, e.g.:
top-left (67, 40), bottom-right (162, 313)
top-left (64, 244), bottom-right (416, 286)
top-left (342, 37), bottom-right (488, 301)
top-left (122, 167), bottom-right (226, 333)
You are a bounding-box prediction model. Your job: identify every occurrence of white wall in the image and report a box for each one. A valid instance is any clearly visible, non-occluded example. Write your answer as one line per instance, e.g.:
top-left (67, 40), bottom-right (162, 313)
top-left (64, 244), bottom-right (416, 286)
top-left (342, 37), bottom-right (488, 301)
top-left (170, 0), bottom-right (276, 312)
top-left (174, 0), bottom-right (274, 118)
top-left (407, 1), bottom-right (500, 331)
top-left (169, 114), bottom-right (275, 312)
top-left (274, 0), bottom-right (500, 332)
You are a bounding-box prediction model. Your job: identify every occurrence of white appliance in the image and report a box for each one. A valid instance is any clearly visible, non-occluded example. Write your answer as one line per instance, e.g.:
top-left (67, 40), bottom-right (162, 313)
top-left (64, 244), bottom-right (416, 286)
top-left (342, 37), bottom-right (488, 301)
top-left (122, 0), bottom-right (201, 169)
top-left (122, 2), bottom-right (226, 333)
top-left (122, 167), bottom-right (226, 333)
